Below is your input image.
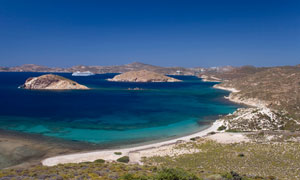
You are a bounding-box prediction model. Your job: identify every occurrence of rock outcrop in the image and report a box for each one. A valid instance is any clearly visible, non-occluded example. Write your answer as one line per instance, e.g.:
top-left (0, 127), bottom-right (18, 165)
top-left (20, 74), bottom-right (89, 90)
top-left (107, 70), bottom-right (181, 82)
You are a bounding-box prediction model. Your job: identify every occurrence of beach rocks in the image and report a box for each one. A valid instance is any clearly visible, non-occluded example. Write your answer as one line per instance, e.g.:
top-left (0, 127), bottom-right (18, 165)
top-left (107, 70), bottom-right (181, 82)
top-left (20, 74), bottom-right (89, 90)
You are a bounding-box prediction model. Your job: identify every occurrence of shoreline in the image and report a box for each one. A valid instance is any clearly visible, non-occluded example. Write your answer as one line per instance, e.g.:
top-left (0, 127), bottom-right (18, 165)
top-left (213, 84), bottom-right (268, 108)
top-left (42, 120), bottom-right (224, 166)
top-left (42, 84), bottom-right (241, 166)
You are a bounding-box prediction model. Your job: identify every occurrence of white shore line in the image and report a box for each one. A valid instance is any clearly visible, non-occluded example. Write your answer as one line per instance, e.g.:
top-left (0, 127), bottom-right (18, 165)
top-left (42, 84), bottom-right (241, 167)
top-left (42, 120), bottom-right (224, 166)
top-left (212, 84), bottom-right (240, 93)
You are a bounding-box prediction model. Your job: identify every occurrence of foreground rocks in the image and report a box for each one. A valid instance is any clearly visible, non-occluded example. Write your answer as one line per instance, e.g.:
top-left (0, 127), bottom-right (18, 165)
top-left (107, 70), bottom-right (181, 82)
top-left (20, 74), bottom-right (89, 90)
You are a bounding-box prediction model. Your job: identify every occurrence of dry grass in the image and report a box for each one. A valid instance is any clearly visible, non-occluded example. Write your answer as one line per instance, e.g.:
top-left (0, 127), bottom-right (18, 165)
top-left (144, 139), bottom-right (300, 180)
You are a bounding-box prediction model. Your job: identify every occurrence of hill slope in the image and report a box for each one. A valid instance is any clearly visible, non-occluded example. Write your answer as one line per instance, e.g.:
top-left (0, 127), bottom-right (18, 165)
top-left (211, 65), bottom-right (300, 131)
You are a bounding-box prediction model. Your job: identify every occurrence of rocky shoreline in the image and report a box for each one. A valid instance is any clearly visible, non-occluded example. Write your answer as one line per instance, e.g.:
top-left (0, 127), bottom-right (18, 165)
top-left (199, 75), bottom-right (222, 82)
top-left (213, 84), bottom-right (292, 131)
top-left (213, 84), bottom-right (267, 107)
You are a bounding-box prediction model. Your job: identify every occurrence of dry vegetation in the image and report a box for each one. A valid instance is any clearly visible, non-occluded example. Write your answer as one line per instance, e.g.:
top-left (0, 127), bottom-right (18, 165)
top-left (219, 66), bottom-right (300, 121)
top-left (2, 138), bottom-right (299, 179)
top-left (144, 139), bottom-right (300, 180)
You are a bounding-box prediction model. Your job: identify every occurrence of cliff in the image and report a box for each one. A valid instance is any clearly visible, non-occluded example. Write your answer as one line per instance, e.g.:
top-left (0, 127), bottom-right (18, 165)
top-left (107, 70), bottom-right (181, 82)
top-left (21, 74), bottom-right (89, 90)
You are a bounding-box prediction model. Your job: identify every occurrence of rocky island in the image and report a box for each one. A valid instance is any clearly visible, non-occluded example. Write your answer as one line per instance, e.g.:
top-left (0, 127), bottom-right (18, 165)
top-left (107, 70), bottom-right (181, 82)
top-left (20, 74), bottom-right (89, 90)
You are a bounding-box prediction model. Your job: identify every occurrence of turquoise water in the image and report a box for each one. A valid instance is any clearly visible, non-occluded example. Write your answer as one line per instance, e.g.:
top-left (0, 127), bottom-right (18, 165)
top-left (0, 72), bottom-right (238, 146)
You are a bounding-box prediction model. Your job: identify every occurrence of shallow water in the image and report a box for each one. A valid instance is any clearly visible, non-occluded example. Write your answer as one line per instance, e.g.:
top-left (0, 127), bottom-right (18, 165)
top-left (0, 72), bottom-right (238, 146)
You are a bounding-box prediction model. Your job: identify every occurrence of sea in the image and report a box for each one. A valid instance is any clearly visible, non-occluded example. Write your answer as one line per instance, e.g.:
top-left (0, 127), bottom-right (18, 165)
top-left (0, 72), bottom-right (239, 148)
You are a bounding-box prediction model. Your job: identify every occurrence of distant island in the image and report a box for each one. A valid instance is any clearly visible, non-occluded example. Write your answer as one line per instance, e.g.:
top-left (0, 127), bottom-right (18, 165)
top-left (107, 70), bottom-right (182, 82)
top-left (20, 74), bottom-right (89, 90)
top-left (0, 62), bottom-right (197, 75)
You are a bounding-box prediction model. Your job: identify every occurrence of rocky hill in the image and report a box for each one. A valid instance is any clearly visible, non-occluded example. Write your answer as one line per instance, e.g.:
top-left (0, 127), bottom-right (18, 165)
top-left (199, 65), bottom-right (267, 82)
top-left (212, 65), bottom-right (300, 131)
top-left (6, 64), bottom-right (67, 72)
top-left (21, 74), bottom-right (89, 90)
top-left (1, 62), bottom-right (196, 75)
top-left (107, 70), bottom-right (182, 82)
top-left (67, 62), bottom-right (197, 75)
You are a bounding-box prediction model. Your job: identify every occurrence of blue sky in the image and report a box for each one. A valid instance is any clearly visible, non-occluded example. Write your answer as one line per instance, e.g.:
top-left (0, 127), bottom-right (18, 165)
top-left (0, 0), bottom-right (299, 67)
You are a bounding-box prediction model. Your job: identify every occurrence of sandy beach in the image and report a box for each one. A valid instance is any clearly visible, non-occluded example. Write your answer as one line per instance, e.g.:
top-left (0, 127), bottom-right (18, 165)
top-left (42, 119), bottom-right (249, 166)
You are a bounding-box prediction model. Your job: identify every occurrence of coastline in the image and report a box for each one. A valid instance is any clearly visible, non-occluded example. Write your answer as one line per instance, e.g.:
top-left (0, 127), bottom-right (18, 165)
top-left (42, 84), bottom-right (243, 166)
top-left (213, 84), bottom-right (268, 108)
top-left (42, 120), bottom-right (224, 166)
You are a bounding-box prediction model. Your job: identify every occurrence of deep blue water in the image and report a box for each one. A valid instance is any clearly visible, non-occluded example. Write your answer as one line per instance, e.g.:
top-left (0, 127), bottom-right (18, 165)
top-left (0, 72), bottom-right (238, 146)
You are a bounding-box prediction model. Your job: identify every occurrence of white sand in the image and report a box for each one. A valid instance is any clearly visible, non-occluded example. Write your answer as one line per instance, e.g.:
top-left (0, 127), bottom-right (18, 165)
top-left (42, 120), bottom-right (224, 166)
top-left (206, 132), bottom-right (249, 144)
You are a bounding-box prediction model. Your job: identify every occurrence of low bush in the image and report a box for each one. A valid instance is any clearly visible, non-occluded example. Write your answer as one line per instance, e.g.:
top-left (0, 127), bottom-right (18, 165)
top-left (217, 125), bottom-right (226, 131)
top-left (117, 156), bottom-right (130, 163)
top-left (208, 131), bottom-right (216, 135)
top-left (225, 129), bottom-right (240, 133)
top-left (94, 159), bottom-right (105, 163)
top-left (155, 168), bottom-right (200, 180)
top-left (238, 153), bottom-right (245, 157)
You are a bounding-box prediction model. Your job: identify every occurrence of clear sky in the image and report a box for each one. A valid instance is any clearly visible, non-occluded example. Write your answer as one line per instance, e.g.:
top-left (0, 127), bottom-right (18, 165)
top-left (0, 0), bottom-right (299, 67)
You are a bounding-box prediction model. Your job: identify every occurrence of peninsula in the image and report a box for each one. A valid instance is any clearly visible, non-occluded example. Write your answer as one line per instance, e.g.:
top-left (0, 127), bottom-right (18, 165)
top-left (107, 70), bottom-right (181, 82)
top-left (20, 74), bottom-right (89, 90)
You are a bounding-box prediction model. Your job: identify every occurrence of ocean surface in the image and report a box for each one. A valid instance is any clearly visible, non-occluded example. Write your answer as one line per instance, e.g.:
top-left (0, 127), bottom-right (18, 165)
top-left (0, 72), bottom-right (239, 147)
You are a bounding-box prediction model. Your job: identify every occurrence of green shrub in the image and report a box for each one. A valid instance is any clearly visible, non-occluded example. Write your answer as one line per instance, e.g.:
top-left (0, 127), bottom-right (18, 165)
top-left (155, 168), bottom-right (200, 180)
top-left (117, 156), bottom-right (130, 163)
top-left (222, 171), bottom-right (243, 180)
top-left (190, 137), bottom-right (197, 141)
top-left (225, 129), bottom-right (240, 133)
top-left (217, 125), bottom-right (226, 131)
top-left (238, 153), bottom-right (245, 157)
top-left (121, 173), bottom-right (148, 180)
top-left (208, 131), bottom-right (216, 135)
top-left (114, 152), bottom-right (122, 155)
top-left (94, 159), bottom-right (105, 163)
